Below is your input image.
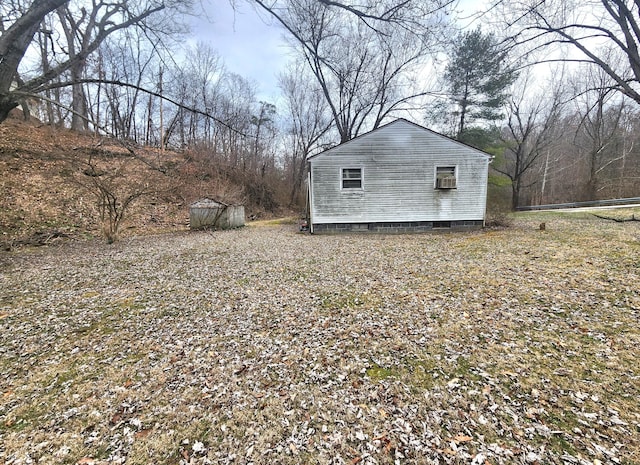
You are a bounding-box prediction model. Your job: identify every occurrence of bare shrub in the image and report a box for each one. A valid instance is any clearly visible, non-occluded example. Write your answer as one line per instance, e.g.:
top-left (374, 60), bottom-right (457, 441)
top-left (72, 147), bottom-right (167, 243)
top-left (485, 211), bottom-right (513, 228)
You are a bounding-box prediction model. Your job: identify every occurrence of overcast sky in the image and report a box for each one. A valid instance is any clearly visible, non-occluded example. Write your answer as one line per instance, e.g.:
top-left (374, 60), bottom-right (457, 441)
top-left (189, 2), bottom-right (290, 102)
top-left (188, 1), bottom-right (488, 103)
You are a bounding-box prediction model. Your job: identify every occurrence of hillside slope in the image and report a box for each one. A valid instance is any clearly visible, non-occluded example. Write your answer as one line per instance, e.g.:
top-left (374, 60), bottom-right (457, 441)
top-left (0, 115), bottom-right (190, 248)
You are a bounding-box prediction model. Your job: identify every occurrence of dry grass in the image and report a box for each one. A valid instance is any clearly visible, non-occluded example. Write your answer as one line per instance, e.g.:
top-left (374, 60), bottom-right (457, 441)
top-left (1, 213), bottom-right (639, 464)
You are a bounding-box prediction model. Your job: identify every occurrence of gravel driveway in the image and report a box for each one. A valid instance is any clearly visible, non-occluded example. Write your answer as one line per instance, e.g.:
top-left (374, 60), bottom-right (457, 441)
top-left (1, 218), bottom-right (639, 464)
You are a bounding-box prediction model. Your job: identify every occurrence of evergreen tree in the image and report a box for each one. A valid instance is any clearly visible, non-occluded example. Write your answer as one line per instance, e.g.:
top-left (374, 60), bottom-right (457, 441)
top-left (443, 28), bottom-right (517, 144)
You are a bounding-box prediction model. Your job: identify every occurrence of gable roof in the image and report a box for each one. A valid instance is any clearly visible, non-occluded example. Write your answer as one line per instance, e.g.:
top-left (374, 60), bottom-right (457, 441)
top-left (307, 118), bottom-right (493, 161)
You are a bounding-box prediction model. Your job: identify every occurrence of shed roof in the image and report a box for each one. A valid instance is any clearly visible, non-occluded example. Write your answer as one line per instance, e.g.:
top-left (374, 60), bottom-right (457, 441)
top-left (307, 118), bottom-right (493, 161)
top-left (190, 198), bottom-right (228, 208)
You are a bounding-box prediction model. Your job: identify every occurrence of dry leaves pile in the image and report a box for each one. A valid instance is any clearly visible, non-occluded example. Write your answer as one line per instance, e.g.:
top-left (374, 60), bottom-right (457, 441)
top-left (1, 215), bottom-right (639, 464)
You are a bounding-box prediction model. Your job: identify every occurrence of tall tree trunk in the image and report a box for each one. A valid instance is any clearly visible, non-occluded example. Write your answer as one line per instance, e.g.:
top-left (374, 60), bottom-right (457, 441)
top-left (289, 158), bottom-right (308, 208)
top-left (58, 7), bottom-right (89, 131)
top-left (511, 179), bottom-right (520, 211)
top-left (70, 67), bottom-right (89, 130)
top-left (0, 0), bottom-right (68, 123)
top-left (36, 25), bottom-right (56, 124)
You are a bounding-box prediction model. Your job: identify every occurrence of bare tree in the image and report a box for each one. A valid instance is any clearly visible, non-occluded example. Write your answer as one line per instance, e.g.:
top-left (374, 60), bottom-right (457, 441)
top-left (254, 0), bottom-right (452, 142)
top-left (33, 11), bottom-right (62, 124)
top-left (493, 70), bottom-right (568, 209)
top-left (188, 43), bottom-right (225, 145)
top-left (209, 72), bottom-right (255, 168)
top-left (614, 103), bottom-right (640, 197)
top-left (250, 101), bottom-right (277, 175)
top-left (92, 31), bottom-right (158, 140)
top-left (570, 66), bottom-right (630, 200)
top-left (163, 42), bottom-right (225, 148)
top-left (279, 64), bottom-right (332, 206)
top-left (0, 0), bottom-right (181, 125)
top-left (0, 0), bottom-right (68, 121)
top-left (498, 0), bottom-right (640, 105)
top-left (56, 4), bottom-right (92, 130)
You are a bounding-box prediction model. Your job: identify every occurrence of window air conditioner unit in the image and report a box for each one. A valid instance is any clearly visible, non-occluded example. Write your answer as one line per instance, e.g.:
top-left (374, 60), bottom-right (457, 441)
top-left (437, 177), bottom-right (456, 189)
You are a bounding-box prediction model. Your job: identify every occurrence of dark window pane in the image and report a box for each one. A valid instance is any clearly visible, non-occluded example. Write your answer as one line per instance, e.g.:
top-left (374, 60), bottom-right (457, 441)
top-left (343, 179), bottom-right (362, 189)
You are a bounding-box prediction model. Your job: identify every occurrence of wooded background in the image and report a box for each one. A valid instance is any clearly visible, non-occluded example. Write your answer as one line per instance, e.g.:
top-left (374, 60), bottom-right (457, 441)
top-left (2, 0), bottom-right (639, 221)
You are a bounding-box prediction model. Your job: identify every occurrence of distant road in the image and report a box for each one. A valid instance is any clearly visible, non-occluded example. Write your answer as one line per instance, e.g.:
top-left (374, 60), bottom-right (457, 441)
top-left (517, 197), bottom-right (640, 212)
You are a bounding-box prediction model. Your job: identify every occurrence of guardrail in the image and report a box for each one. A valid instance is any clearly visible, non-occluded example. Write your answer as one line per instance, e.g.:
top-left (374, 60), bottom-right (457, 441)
top-left (516, 197), bottom-right (640, 211)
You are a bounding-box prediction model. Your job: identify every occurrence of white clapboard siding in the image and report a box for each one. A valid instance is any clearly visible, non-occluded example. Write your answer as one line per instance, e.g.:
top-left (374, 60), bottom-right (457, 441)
top-left (308, 119), bottom-right (491, 224)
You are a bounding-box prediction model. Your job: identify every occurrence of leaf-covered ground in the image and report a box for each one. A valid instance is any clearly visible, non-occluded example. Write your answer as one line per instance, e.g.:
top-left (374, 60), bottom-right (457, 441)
top-left (1, 214), bottom-right (639, 465)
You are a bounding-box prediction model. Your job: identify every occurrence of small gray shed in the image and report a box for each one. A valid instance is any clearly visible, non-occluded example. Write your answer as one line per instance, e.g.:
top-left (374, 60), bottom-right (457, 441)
top-left (189, 199), bottom-right (245, 230)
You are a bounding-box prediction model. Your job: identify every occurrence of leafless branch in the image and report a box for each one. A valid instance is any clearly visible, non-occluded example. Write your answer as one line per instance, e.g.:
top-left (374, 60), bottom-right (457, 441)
top-left (17, 79), bottom-right (250, 138)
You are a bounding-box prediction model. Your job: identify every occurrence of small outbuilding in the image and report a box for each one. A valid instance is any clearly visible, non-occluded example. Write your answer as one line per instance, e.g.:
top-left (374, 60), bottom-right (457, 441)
top-left (306, 119), bottom-right (491, 233)
top-left (189, 199), bottom-right (245, 230)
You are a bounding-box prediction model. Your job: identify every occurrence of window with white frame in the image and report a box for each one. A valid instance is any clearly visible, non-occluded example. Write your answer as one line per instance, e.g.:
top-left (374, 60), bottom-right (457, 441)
top-left (435, 166), bottom-right (456, 189)
top-left (342, 168), bottom-right (362, 189)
